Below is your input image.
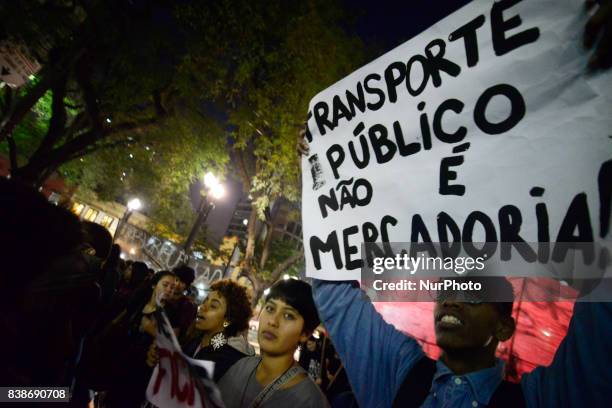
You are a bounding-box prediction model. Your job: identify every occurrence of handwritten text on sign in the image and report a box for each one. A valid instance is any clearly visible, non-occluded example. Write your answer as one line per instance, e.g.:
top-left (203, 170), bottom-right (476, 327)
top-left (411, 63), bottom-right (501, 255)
top-left (146, 311), bottom-right (222, 408)
top-left (302, 0), bottom-right (612, 280)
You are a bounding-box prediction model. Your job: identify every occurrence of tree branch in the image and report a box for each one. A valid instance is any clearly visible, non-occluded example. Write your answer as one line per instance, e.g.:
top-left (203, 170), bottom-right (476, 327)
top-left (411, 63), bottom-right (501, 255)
top-left (111, 116), bottom-right (164, 134)
top-left (231, 149), bottom-right (253, 191)
top-left (258, 219), bottom-right (275, 269)
top-left (75, 54), bottom-right (103, 131)
top-left (51, 129), bottom-right (140, 165)
top-left (69, 137), bottom-right (139, 160)
top-left (269, 252), bottom-right (304, 283)
top-left (64, 102), bottom-right (84, 110)
top-left (243, 206), bottom-right (259, 270)
top-left (153, 89), bottom-right (168, 116)
top-left (0, 86), bottom-right (13, 119)
top-left (63, 112), bottom-right (89, 141)
top-left (0, 44), bottom-right (85, 144)
top-left (263, 207), bottom-right (272, 223)
top-left (30, 75), bottom-right (69, 160)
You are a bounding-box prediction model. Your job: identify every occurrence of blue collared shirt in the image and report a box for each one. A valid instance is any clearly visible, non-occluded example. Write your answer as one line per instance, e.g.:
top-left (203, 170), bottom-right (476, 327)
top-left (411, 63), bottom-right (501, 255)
top-left (423, 359), bottom-right (504, 407)
top-left (312, 280), bottom-right (611, 408)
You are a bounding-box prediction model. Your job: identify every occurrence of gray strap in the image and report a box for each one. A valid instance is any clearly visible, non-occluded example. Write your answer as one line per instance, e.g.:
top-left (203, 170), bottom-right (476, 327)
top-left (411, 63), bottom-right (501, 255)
top-left (249, 365), bottom-right (302, 408)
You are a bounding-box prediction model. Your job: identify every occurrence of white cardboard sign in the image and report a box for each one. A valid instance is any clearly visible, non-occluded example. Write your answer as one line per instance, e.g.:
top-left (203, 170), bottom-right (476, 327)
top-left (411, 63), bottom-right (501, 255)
top-left (302, 0), bottom-right (612, 280)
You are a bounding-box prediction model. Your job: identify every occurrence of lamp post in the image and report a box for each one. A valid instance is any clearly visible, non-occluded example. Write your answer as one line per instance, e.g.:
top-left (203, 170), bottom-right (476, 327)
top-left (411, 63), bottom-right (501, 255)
top-left (183, 172), bottom-right (224, 253)
top-left (114, 197), bottom-right (142, 241)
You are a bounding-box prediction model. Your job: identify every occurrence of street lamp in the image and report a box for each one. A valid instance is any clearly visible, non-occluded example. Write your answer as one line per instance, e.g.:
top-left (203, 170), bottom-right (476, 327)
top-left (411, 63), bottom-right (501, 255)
top-left (114, 197), bottom-right (142, 241)
top-left (183, 172), bottom-right (225, 252)
top-left (127, 198), bottom-right (142, 211)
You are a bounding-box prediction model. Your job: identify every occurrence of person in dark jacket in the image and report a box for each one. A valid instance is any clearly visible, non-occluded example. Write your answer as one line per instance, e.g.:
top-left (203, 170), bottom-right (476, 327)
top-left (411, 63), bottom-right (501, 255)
top-left (102, 270), bottom-right (177, 408)
top-left (299, 335), bottom-right (322, 384)
top-left (179, 279), bottom-right (253, 382)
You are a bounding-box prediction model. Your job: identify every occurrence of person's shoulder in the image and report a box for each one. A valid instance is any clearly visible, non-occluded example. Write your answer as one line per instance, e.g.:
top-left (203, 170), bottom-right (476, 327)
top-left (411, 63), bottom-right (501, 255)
top-left (227, 335), bottom-right (255, 356)
top-left (221, 342), bottom-right (249, 359)
top-left (219, 355), bottom-right (260, 391)
top-left (225, 354), bottom-right (260, 373)
top-left (291, 371), bottom-right (329, 407)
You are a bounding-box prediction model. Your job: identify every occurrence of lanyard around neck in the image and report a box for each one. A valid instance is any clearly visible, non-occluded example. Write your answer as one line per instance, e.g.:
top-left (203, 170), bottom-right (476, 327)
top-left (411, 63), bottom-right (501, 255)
top-left (243, 359), bottom-right (301, 408)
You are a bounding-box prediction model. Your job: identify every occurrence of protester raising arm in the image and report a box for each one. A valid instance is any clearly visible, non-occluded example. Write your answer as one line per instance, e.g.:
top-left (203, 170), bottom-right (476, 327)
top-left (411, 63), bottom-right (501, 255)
top-left (521, 298), bottom-right (612, 407)
top-left (312, 280), bottom-right (424, 408)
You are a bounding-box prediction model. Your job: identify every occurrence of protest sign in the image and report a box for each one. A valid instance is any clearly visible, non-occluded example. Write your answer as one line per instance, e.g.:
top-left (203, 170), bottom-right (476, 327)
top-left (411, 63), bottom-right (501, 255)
top-left (146, 310), bottom-right (224, 408)
top-left (302, 0), bottom-right (612, 281)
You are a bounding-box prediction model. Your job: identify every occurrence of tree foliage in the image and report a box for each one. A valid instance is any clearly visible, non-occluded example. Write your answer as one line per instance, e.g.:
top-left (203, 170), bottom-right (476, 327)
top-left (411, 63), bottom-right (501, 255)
top-left (1, 0), bottom-right (198, 181)
top-left (1, 0), bottom-right (366, 289)
top-left (1, 0), bottom-right (230, 233)
top-left (175, 0), bottom-right (366, 300)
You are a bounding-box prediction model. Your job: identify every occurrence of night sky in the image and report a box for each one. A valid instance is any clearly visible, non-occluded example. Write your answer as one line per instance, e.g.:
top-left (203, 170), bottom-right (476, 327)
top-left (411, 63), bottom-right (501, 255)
top-left (343, 0), bottom-right (472, 56)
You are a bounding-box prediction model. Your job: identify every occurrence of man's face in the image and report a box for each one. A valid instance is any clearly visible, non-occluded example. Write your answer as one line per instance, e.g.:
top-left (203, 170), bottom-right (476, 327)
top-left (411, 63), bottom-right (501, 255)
top-left (434, 299), bottom-right (501, 350)
top-left (258, 298), bottom-right (307, 356)
top-left (172, 280), bottom-right (187, 300)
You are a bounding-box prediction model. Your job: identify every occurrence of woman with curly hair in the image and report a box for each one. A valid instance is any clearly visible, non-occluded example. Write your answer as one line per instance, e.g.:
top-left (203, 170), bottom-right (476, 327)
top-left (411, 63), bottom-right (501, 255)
top-left (181, 279), bottom-right (253, 382)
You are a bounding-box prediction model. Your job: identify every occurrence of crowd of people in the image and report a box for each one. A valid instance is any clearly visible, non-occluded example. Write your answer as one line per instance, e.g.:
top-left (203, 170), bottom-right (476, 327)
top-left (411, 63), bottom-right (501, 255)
top-left (4, 175), bottom-right (610, 408)
top-left (299, 336), bottom-right (357, 407)
top-left (1, 178), bottom-right (343, 407)
top-left (3, 2), bottom-right (612, 406)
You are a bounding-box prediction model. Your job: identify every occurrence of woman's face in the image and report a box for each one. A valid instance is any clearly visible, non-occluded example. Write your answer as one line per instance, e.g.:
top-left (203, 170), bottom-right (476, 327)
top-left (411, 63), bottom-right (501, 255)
top-left (258, 298), bottom-right (307, 356)
top-left (154, 275), bottom-right (177, 304)
top-left (195, 291), bottom-right (228, 333)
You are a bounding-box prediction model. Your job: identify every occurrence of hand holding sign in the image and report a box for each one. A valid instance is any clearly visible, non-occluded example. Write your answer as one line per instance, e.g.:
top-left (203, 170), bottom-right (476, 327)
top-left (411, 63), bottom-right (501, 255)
top-left (297, 126), bottom-right (310, 156)
top-left (146, 343), bottom-right (159, 368)
top-left (301, 0), bottom-right (612, 286)
top-left (146, 309), bottom-right (224, 408)
top-left (141, 315), bottom-right (158, 337)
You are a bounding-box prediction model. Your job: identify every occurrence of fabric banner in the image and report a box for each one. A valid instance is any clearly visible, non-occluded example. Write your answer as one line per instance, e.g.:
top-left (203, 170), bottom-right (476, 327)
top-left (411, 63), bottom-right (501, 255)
top-left (302, 0), bottom-right (612, 281)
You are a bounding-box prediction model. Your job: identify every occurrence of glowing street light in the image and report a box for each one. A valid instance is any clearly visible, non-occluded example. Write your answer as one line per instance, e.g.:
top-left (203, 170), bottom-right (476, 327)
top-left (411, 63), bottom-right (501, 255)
top-left (204, 172), bottom-right (218, 188)
top-left (183, 172), bottom-right (225, 252)
top-left (210, 183), bottom-right (225, 200)
top-left (114, 197), bottom-right (143, 241)
top-left (127, 198), bottom-right (142, 211)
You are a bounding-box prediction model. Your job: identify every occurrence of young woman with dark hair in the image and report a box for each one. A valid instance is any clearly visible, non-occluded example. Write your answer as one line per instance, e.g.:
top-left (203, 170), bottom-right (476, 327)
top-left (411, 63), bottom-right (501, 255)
top-left (178, 279), bottom-right (253, 382)
top-left (218, 279), bottom-right (329, 408)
